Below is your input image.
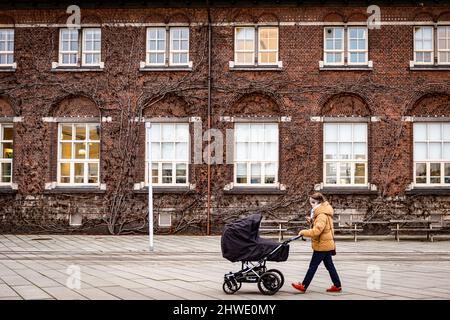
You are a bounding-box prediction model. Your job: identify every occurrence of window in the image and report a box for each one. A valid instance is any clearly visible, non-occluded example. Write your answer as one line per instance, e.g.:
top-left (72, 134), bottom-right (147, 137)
top-left (59, 28), bottom-right (102, 67)
top-left (413, 26), bottom-right (450, 66)
top-left (324, 27), bottom-right (344, 65)
top-left (170, 28), bottom-right (189, 65)
top-left (413, 123), bottom-right (450, 185)
top-left (146, 28), bottom-right (166, 65)
top-left (438, 26), bottom-right (450, 64)
top-left (348, 27), bottom-right (368, 65)
top-left (235, 27), bottom-right (255, 65)
top-left (0, 29), bottom-right (14, 66)
top-left (0, 124), bottom-right (13, 184)
top-left (234, 123), bottom-right (278, 185)
top-left (144, 27), bottom-right (189, 67)
top-left (258, 27), bottom-right (279, 65)
top-left (82, 28), bottom-right (101, 66)
top-left (58, 123), bottom-right (100, 185)
top-left (234, 27), bottom-right (279, 66)
top-left (414, 26), bottom-right (434, 64)
top-left (146, 123), bottom-right (189, 185)
top-left (324, 123), bottom-right (368, 185)
top-left (324, 27), bottom-right (368, 66)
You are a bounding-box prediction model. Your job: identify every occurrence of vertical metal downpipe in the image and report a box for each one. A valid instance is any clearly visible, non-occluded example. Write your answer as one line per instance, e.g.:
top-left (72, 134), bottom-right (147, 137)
top-left (206, 2), bottom-right (212, 235)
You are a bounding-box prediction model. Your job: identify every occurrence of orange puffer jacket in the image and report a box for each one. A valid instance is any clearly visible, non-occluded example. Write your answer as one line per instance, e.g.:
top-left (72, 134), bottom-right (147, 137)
top-left (300, 201), bottom-right (335, 252)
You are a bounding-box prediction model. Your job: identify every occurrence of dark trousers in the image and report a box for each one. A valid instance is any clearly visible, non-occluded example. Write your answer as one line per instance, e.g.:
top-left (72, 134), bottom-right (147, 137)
top-left (302, 251), bottom-right (341, 289)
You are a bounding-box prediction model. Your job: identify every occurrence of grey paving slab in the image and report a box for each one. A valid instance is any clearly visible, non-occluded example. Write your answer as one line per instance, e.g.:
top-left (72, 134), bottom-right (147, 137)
top-left (97, 286), bottom-right (150, 300)
top-left (12, 285), bottom-right (53, 300)
top-left (41, 287), bottom-right (88, 300)
top-left (0, 235), bottom-right (449, 300)
top-left (0, 283), bottom-right (20, 298)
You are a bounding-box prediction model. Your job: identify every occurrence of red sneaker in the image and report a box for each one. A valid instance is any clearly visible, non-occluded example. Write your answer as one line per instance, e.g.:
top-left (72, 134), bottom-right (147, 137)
top-left (326, 285), bottom-right (342, 293)
top-left (291, 282), bottom-right (306, 293)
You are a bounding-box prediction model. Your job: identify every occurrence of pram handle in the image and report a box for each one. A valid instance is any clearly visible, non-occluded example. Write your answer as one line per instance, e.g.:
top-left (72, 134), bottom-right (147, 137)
top-left (283, 235), bottom-right (306, 244)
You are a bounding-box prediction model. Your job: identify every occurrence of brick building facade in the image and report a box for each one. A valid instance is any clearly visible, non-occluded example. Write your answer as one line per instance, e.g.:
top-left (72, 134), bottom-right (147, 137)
top-left (0, 0), bottom-right (449, 234)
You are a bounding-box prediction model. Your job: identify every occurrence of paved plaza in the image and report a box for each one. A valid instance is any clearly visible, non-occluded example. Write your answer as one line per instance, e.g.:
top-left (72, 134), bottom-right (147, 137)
top-left (0, 234), bottom-right (449, 300)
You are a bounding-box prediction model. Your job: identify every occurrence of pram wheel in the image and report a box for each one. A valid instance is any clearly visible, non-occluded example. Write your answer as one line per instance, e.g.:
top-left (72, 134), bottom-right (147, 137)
top-left (257, 271), bottom-right (282, 295)
top-left (266, 269), bottom-right (284, 289)
top-left (222, 280), bottom-right (242, 294)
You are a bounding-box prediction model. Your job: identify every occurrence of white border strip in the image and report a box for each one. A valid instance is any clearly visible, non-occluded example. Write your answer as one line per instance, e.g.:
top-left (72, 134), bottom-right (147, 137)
top-left (2, 21), bottom-right (449, 28)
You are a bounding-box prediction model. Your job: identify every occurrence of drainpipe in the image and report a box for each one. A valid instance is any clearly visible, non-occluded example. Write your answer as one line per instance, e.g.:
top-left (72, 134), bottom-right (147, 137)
top-left (206, 1), bottom-right (212, 235)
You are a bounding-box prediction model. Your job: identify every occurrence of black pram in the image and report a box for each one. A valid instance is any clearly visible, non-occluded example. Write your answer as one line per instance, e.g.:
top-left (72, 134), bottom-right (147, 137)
top-left (221, 213), bottom-right (304, 295)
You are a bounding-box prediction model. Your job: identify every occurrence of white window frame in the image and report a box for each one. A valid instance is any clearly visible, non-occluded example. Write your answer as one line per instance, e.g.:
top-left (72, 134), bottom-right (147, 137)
top-left (413, 122), bottom-right (450, 186)
top-left (59, 28), bottom-right (102, 67)
top-left (59, 28), bottom-right (79, 66)
top-left (413, 26), bottom-right (434, 65)
top-left (234, 27), bottom-right (256, 66)
top-left (324, 27), bottom-right (345, 66)
top-left (437, 26), bottom-right (450, 65)
top-left (145, 123), bottom-right (190, 186)
top-left (146, 27), bottom-right (166, 66)
top-left (234, 26), bottom-right (280, 66)
top-left (169, 27), bottom-right (189, 66)
top-left (57, 123), bottom-right (101, 186)
top-left (0, 123), bottom-right (13, 185)
top-left (81, 28), bottom-right (102, 67)
top-left (323, 123), bottom-right (369, 186)
top-left (0, 29), bottom-right (14, 67)
top-left (257, 27), bottom-right (279, 66)
top-left (347, 27), bottom-right (368, 65)
top-left (234, 123), bottom-right (279, 186)
top-left (323, 26), bottom-right (370, 66)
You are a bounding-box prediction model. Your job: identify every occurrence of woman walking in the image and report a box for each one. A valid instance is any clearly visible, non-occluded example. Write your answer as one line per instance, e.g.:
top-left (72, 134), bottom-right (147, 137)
top-left (291, 192), bottom-right (342, 293)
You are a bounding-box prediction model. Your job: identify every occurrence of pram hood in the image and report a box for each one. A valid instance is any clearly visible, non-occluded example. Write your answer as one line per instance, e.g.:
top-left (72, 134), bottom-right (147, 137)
top-left (221, 213), bottom-right (289, 262)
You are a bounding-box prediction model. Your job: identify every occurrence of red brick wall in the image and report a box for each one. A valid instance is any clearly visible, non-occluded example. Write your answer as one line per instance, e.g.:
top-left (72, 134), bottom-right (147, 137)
top-left (0, 5), bottom-right (449, 233)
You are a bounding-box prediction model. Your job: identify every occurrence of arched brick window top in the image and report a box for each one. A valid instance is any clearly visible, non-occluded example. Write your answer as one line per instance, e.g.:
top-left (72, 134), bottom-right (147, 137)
top-left (0, 15), bottom-right (15, 25)
top-left (80, 14), bottom-right (103, 25)
top-left (437, 11), bottom-right (450, 22)
top-left (143, 13), bottom-right (168, 24)
top-left (51, 96), bottom-right (100, 118)
top-left (231, 12), bottom-right (258, 24)
top-left (230, 92), bottom-right (281, 116)
top-left (347, 12), bottom-right (368, 23)
top-left (409, 93), bottom-right (450, 117)
top-left (167, 12), bottom-right (191, 25)
top-left (54, 13), bottom-right (102, 25)
top-left (322, 12), bottom-right (345, 23)
top-left (0, 97), bottom-right (17, 117)
top-left (142, 94), bottom-right (191, 118)
top-left (256, 13), bottom-right (280, 24)
top-left (321, 93), bottom-right (371, 117)
top-left (412, 11), bottom-right (436, 22)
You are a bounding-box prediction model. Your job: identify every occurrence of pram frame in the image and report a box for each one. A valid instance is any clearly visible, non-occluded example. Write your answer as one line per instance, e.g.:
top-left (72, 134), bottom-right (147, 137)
top-left (223, 235), bottom-right (304, 295)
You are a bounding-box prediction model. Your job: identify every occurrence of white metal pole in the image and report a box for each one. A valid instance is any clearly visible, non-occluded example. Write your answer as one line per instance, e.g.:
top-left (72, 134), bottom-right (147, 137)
top-left (147, 122), bottom-right (154, 251)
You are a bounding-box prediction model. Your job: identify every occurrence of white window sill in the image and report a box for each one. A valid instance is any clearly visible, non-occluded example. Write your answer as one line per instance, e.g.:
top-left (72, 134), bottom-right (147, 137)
top-left (139, 61), bottom-right (193, 72)
top-left (316, 183), bottom-right (377, 194)
top-left (51, 61), bottom-right (104, 72)
top-left (319, 60), bottom-right (373, 71)
top-left (134, 186), bottom-right (193, 194)
top-left (44, 186), bottom-right (106, 194)
top-left (409, 185), bottom-right (450, 189)
top-left (223, 182), bottom-right (286, 194)
top-left (409, 62), bottom-right (450, 71)
top-left (45, 182), bottom-right (105, 191)
top-left (228, 60), bottom-right (283, 71)
top-left (0, 62), bottom-right (17, 72)
top-left (133, 182), bottom-right (194, 193)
